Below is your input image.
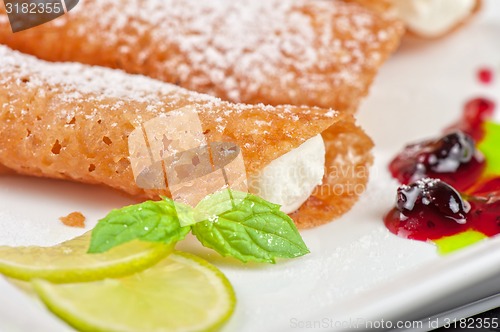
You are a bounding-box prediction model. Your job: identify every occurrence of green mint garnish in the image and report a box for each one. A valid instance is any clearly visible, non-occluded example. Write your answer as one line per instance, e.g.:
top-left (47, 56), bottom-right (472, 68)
top-left (192, 191), bottom-right (309, 263)
top-left (89, 190), bottom-right (309, 263)
top-left (88, 199), bottom-right (191, 254)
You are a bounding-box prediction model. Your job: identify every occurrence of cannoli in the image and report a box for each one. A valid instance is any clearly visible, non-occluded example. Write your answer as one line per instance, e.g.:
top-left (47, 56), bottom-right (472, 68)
top-left (0, 46), bottom-right (373, 228)
top-left (343, 0), bottom-right (396, 18)
top-left (347, 0), bottom-right (481, 38)
top-left (0, 0), bottom-right (404, 112)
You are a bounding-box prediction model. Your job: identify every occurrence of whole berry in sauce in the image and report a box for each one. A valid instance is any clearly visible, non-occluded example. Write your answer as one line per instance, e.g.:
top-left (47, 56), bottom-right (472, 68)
top-left (385, 179), bottom-right (471, 241)
top-left (389, 131), bottom-right (485, 191)
top-left (397, 178), bottom-right (470, 224)
top-left (426, 131), bottom-right (475, 172)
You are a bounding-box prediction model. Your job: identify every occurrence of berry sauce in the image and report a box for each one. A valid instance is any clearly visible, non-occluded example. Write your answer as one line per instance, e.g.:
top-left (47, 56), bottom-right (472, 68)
top-left (471, 177), bottom-right (500, 196)
top-left (477, 67), bottom-right (494, 85)
top-left (446, 97), bottom-right (496, 141)
top-left (468, 198), bottom-right (500, 237)
top-left (389, 131), bottom-right (485, 192)
top-left (384, 178), bottom-right (500, 241)
top-left (386, 93), bottom-right (499, 246)
top-left (384, 179), bottom-right (469, 241)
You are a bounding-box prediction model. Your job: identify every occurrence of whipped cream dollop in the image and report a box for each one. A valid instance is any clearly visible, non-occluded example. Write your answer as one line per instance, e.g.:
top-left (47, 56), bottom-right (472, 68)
top-left (394, 0), bottom-right (476, 37)
top-left (249, 134), bottom-right (326, 214)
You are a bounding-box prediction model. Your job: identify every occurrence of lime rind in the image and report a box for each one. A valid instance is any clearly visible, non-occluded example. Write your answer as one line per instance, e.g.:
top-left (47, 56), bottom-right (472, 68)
top-left (32, 251), bottom-right (236, 332)
top-left (172, 251), bottom-right (236, 332)
top-left (0, 233), bottom-right (173, 282)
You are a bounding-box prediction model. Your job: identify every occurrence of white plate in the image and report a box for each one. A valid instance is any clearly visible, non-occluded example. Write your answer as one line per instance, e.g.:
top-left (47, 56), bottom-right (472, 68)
top-left (1, 2), bottom-right (500, 331)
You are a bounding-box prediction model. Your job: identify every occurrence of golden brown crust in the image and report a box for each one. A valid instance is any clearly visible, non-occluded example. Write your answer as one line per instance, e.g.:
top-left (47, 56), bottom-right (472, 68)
top-left (0, 46), bottom-right (373, 228)
top-left (342, 0), bottom-right (395, 17)
top-left (0, 164), bottom-right (11, 174)
top-left (0, 0), bottom-right (404, 112)
top-left (59, 212), bottom-right (86, 228)
top-left (292, 117), bottom-right (374, 228)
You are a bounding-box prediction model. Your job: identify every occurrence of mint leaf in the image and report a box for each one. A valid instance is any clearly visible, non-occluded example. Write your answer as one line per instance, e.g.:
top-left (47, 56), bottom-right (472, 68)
top-left (88, 200), bottom-right (190, 254)
top-left (88, 189), bottom-right (310, 264)
top-left (478, 121), bottom-right (500, 176)
top-left (163, 197), bottom-right (197, 227)
top-left (193, 189), bottom-right (248, 223)
top-left (191, 191), bottom-right (310, 263)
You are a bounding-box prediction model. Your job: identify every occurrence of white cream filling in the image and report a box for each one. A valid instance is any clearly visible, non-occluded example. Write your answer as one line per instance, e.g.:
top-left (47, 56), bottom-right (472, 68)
top-left (394, 0), bottom-right (476, 37)
top-left (249, 135), bottom-right (326, 214)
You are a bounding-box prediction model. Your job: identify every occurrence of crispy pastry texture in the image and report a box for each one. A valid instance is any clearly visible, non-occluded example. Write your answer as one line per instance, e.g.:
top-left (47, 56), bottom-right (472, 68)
top-left (0, 0), bottom-right (403, 112)
top-left (0, 46), bottom-right (373, 228)
top-left (343, 0), bottom-right (396, 17)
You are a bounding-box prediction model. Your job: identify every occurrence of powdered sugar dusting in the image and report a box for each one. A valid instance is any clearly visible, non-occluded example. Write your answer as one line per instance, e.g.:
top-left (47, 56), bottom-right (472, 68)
top-left (0, 45), bottom-right (342, 177)
top-left (24, 0), bottom-right (402, 109)
top-left (0, 45), bottom-right (212, 106)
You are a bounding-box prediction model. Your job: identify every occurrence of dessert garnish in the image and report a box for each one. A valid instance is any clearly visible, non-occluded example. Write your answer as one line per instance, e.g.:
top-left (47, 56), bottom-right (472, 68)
top-left (477, 67), bottom-right (494, 85)
top-left (389, 131), bottom-right (485, 191)
top-left (446, 97), bottom-right (496, 141)
top-left (385, 177), bottom-right (500, 252)
top-left (89, 189), bottom-right (310, 264)
top-left (385, 178), bottom-right (470, 241)
top-left (0, 190), bottom-right (308, 331)
top-left (396, 178), bottom-right (470, 224)
top-left (0, 236), bottom-right (234, 331)
top-left (33, 252), bottom-right (235, 332)
top-left (0, 232), bottom-right (172, 283)
top-left (387, 91), bottom-right (500, 253)
top-left (0, 190), bottom-right (306, 330)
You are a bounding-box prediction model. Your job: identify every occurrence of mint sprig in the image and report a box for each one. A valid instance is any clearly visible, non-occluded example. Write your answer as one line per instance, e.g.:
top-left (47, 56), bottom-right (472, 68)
top-left (192, 191), bottom-right (309, 263)
top-left (88, 190), bottom-right (309, 263)
top-left (88, 200), bottom-right (191, 254)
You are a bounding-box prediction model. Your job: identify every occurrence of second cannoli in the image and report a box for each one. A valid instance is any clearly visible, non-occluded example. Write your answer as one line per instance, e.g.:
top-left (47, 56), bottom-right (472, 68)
top-left (0, 0), bottom-right (404, 112)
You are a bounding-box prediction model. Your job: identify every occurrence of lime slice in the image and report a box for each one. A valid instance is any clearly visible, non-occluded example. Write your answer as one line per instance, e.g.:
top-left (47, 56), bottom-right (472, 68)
top-left (0, 232), bottom-right (172, 283)
top-left (33, 251), bottom-right (236, 332)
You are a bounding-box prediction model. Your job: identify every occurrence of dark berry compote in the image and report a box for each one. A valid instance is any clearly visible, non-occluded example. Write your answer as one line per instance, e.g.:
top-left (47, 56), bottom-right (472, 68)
top-left (468, 179), bottom-right (500, 237)
top-left (389, 131), bottom-right (485, 192)
top-left (384, 179), bottom-right (470, 241)
top-left (386, 94), bottom-right (499, 247)
top-left (385, 178), bottom-right (500, 242)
